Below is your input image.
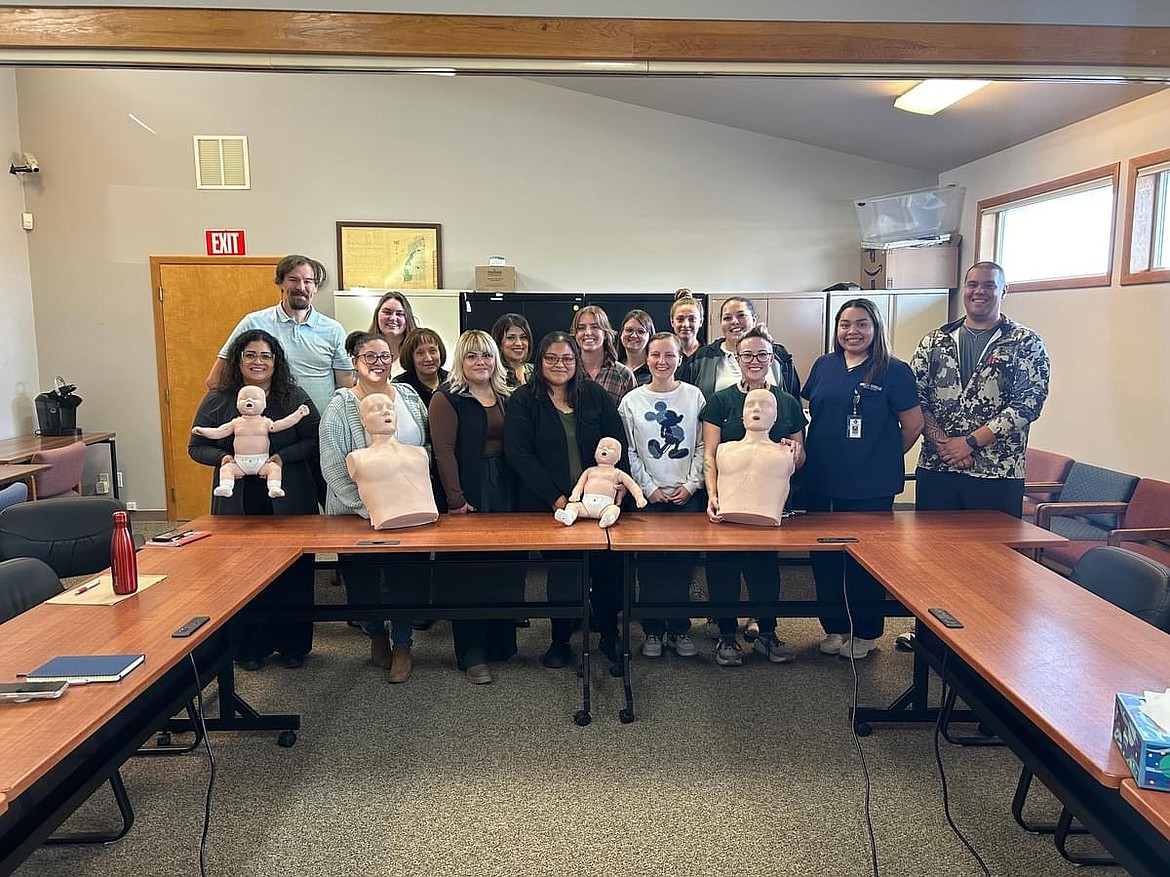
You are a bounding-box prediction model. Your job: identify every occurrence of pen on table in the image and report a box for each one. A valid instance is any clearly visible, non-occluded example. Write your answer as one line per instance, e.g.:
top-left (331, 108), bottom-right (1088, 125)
top-left (73, 578), bottom-right (102, 595)
top-left (171, 530), bottom-right (195, 540)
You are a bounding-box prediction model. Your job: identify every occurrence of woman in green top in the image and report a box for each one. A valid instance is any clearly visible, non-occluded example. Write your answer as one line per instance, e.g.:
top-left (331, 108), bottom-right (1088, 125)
top-left (700, 325), bottom-right (806, 668)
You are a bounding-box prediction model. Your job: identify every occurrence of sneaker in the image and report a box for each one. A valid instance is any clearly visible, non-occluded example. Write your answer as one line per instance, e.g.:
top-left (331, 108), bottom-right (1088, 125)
top-left (839, 637), bottom-right (878, 659)
top-left (703, 619), bottom-right (721, 640)
top-left (642, 634), bottom-right (663, 658)
top-left (743, 619), bottom-right (761, 642)
top-left (895, 632), bottom-right (915, 652)
top-left (665, 632), bottom-right (697, 657)
top-left (819, 633), bottom-right (848, 655)
top-left (715, 637), bottom-right (743, 667)
top-left (753, 634), bottom-right (796, 664)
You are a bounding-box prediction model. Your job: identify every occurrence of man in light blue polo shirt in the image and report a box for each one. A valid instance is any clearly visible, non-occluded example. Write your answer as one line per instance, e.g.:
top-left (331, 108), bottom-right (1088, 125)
top-left (206, 254), bottom-right (353, 415)
top-left (206, 254), bottom-right (353, 506)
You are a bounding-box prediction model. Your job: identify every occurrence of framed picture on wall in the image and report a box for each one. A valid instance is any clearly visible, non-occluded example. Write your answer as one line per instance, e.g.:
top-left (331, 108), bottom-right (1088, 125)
top-left (336, 221), bottom-right (443, 289)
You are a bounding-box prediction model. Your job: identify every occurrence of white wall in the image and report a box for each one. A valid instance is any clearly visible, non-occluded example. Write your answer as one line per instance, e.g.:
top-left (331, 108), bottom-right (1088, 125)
top-left (16, 68), bottom-right (931, 509)
top-left (0, 68), bottom-right (39, 439)
top-left (941, 88), bottom-right (1170, 481)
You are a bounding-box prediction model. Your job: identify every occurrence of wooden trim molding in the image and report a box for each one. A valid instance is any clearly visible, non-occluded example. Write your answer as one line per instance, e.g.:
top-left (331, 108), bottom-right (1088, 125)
top-left (0, 9), bottom-right (1168, 68)
top-left (1121, 147), bottom-right (1170, 286)
top-left (975, 163), bottom-right (1121, 293)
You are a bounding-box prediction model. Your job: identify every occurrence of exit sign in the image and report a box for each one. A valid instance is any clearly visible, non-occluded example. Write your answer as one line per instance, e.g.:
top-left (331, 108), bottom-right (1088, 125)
top-left (205, 229), bottom-right (247, 255)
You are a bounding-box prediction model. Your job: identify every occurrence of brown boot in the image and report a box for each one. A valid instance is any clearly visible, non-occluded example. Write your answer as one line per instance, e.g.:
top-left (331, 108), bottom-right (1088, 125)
top-left (370, 635), bottom-right (393, 669)
top-left (387, 644), bottom-right (412, 683)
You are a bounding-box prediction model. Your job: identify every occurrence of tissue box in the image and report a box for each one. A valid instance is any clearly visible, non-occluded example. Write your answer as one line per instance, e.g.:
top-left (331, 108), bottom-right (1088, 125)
top-left (1113, 693), bottom-right (1170, 791)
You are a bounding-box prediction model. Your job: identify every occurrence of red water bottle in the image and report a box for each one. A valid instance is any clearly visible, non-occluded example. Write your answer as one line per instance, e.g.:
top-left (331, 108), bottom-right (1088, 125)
top-left (110, 510), bottom-right (139, 595)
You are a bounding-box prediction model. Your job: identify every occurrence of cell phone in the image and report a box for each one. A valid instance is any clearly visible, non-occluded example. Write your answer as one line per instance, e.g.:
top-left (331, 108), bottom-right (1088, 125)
top-left (0, 680), bottom-right (70, 701)
top-left (817, 537), bottom-right (859, 543)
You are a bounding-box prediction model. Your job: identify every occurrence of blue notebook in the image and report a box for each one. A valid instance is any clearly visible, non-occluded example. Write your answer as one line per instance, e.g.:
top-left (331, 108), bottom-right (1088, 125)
top-left (23, 654), bottom-right (145, 684)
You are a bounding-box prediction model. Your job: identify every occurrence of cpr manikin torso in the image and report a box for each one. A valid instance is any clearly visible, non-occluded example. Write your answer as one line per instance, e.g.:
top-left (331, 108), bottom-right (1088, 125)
top-left (346, 390), bottom-right (439, 530)
top-left (554, 436), bottom-right (647, 529)
top-left (190, 385), bottom-right (310, 498)
top-left (715, 388), bottom-right (795, 526)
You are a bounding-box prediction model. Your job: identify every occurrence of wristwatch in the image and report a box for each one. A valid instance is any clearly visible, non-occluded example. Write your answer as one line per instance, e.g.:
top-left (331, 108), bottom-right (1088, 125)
top-left (965, 435), bottom-right (980, 451)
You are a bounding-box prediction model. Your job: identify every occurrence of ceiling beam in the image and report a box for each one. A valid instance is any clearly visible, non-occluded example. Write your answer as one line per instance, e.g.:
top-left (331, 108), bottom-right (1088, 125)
top-left (0, 8), bottom-right (1167, 70)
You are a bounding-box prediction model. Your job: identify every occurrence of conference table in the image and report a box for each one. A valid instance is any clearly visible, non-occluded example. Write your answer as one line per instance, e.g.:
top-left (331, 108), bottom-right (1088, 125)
top-left (0, 542), bottom-right (300, 876)
top-left (848, 539), bottom-right (1170, 877)
top-left (0, 432), bottom-right (120, 499)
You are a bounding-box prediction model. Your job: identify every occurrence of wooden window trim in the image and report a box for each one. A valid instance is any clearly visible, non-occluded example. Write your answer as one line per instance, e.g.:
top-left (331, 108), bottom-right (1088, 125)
top-left (1121, 147), bottom-right (1170, 286)
top-left (974, 163), bottom-right (1120, 293)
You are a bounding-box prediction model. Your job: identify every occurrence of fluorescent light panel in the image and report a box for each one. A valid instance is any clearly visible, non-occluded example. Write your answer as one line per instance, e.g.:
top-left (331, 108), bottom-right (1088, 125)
top-left (894, 79), bottom-right (991, 115)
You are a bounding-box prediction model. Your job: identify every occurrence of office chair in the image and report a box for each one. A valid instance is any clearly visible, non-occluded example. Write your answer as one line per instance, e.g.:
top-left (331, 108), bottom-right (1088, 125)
top-left (1012, 546), bottom-right (1170, 866)
top-left (29, 440), bottom-right (88, 500)
top-left (0, 495), bottom-right (126, 578)
top-left (0, 556), bottom-right (136, 845)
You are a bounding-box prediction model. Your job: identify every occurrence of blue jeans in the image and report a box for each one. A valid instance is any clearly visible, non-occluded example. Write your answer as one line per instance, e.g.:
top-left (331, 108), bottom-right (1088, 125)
top-left (638, 491), bottom-right (706, 638)
top-left (340, 553), bottom-right (430, 647)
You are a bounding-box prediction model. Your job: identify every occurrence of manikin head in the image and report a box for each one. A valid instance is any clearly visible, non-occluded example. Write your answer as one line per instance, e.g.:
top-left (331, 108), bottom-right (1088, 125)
top-left (236, 385), bottom-right (267, 416)
top-left (742, 388), bottom-right (777, 434)
top-left (594, 436), bottom-right (621, 466)
top-left (360, 390), bottom-right (398, 439)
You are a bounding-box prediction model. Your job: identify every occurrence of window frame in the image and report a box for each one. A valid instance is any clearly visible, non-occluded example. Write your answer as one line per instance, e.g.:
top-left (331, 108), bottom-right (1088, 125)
top-left (974, 163), bottom-right (1120, 293)
top-left (1120, 147), bottom-right (1170, 287)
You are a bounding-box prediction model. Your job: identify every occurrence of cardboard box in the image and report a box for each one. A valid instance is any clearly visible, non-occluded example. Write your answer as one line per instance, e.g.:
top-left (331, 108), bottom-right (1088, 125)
top-left (474, 265), bottom-right (517, 292)
top-left (1113, 692), bottom-right (1170, 791)
top-left (860, 243), bottom-right (960, 290)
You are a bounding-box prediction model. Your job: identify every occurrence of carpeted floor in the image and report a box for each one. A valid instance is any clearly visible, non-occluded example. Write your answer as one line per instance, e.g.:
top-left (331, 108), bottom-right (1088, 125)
top-left (18, 555), bottom-right (1116, 877)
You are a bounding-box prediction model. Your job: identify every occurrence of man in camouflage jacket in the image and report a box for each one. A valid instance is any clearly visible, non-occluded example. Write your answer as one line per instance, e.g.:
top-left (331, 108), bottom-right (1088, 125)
top-left (910, 261), bottom-right (1050, 516)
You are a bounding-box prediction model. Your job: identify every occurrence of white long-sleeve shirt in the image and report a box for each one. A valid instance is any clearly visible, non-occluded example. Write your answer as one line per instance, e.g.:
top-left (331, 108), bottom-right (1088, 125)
top-left (618, 383), bottom-right (706, 498)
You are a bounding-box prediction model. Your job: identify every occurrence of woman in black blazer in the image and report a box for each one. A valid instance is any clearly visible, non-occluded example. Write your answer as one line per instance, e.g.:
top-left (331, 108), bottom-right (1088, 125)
top-left (504, 331), bottom-right (627, 669)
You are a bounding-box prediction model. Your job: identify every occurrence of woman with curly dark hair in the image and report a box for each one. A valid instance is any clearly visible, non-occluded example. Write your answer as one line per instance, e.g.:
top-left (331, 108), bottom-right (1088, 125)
top-left (189, 328), bottom-right (319, 670)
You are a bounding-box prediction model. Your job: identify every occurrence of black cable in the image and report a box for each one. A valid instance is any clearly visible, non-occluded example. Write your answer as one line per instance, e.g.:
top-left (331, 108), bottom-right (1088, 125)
top-left (187, 653), bottom-right (216, 877)
top-left (840, 550), bottom-right (880, 877)
top-left (932, 651), bottom-right (992, 877)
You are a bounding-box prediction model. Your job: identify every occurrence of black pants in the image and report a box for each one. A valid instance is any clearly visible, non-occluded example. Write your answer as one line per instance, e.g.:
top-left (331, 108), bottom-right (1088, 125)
top-left (234, 555), bottom-right (315, 661)
top-left (548, 550), bottom-right (619, 644)
top-left (806, 493), bottom-right (893, 641)
top-left (438, 552), bottom-right (524, 669)
top-left (915, 469), bottom-right (1024, 518)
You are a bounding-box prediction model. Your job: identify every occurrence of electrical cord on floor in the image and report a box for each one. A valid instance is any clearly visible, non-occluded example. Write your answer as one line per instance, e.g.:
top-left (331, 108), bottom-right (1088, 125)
top-left (841, 551), bottom-right (880, 877)
top-left (187, 653), bottom-right (216, 877)
top-left (933, 651), bottom-right (992, 877)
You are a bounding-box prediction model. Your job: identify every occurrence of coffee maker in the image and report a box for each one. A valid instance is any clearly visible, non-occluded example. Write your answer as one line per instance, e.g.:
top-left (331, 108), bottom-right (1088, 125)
top-left (35, 376), bottom-right (82, 436)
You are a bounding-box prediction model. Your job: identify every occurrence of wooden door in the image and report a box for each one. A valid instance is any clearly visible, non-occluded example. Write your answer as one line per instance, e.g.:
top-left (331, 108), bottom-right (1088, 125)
top-left (150, 256), bottom-right (281, 521)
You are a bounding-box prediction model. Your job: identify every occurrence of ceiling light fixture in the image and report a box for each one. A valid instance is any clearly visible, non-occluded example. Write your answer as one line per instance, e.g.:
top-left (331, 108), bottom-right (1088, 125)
top-left (894, 79), bottom-right (991, 115)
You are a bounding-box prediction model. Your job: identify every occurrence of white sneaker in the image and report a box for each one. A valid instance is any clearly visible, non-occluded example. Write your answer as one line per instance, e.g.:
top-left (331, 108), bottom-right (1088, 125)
top-left (819, 633), bottom-right (848, 655)
top-left (665, 632), bottom-right (697, 657)
top-left (642, 634), bottom-right (663, 658)
top-left (715, 637), bottom-right (743, 667)
top-left (839, 637), bottom-right (878, 659)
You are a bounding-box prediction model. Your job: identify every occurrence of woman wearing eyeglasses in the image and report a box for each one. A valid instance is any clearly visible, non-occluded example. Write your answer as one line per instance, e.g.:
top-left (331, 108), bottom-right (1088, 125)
top-left (803, 298), bottom-right (923, 660)
top-left (320, 331), bottom-right (431, 683)
top-left (504, 331), bottom-right (628, 669)
top-left (701, 325), bottom-right (806, 667)
top-left (617, 309), bottom-right (655, 386)
top-left (189, 328), bottom-right (319, 671)
top-left (429, 330), bottom-right (522, 684)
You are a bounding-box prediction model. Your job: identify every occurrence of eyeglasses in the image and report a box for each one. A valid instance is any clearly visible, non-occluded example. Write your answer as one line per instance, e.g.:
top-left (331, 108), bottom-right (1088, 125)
top-left (358, 352), bottom-right (395, 365)
top-left (542, 354), bottom-right (576, 367)
top-left (622, 327), bottom-right (649, 336)
top-left (737, 350), bottom-right (773, 363)
top-left (241, 351), bottom-right (275, 362)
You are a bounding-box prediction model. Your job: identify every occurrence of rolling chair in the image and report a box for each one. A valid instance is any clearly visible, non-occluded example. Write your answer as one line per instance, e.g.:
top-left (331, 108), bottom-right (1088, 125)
top-left (1012, 546), bottom-right (1170, 865)
top-left (0, 556), bottom-right (135, 844)
top-left (0, 495), bottom-right (126, 577)
top-left (29, 440), bottom-right (88, 500)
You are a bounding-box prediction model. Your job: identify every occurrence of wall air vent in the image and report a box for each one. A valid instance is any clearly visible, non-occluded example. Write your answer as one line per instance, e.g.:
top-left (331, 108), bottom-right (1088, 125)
top-left (194, 135), bottom-right (250, 189)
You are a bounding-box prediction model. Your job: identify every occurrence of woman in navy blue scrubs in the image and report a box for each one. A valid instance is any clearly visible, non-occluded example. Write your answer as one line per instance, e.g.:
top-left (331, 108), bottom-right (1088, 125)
top-left (802, 299), bottom-right (923, 659)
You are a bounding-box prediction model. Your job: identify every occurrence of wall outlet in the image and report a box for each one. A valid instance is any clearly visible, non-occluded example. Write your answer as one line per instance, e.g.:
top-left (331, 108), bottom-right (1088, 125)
top-left (95, 473), bottom-right (110, 495)
top-left (126, 501), bottom-right (138, 511)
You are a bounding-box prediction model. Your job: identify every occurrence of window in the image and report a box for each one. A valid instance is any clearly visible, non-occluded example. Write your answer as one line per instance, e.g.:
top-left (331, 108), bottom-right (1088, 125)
top-left (975, 164), bottom-right (1119, 292)
top-left (1121, 148), bottom-right (1170, 286)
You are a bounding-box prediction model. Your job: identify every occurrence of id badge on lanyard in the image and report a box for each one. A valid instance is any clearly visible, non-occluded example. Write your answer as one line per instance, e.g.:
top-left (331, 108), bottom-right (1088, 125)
top-left (847, 389), bottom-right (862, 439)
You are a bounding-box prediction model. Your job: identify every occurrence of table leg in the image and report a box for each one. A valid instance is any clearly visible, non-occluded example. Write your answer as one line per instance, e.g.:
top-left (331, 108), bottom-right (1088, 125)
top-left (574, 553), bottom-right (592, 727)
top-left (618, 552), bottom-right (635, 724)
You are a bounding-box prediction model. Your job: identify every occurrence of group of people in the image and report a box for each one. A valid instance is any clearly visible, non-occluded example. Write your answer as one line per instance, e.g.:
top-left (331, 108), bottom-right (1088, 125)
top-left (188, 254), bottom-right (1050, 684)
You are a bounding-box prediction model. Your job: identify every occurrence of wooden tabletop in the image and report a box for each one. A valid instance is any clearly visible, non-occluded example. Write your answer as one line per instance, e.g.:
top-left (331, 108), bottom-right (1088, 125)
top-left (0, 543), bottom-right (299, 800)
top-left (1121, 778), bottom-right (1170, 840)
top-left (181, 512), bottom-right (610, 553)
top-left (0, 431), bottom-right (116, 464)
top-left (0, 463), bottom-right (49, 488)
top-left (605, 510), bottom-right (1067, 552)
top-left (849, 540), bottom-right (1170, 787)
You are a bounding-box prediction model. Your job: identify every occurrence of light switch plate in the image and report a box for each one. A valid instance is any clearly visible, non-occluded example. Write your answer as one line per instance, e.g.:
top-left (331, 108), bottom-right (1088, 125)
top-left (21, 212), bottom-right (33, 230)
